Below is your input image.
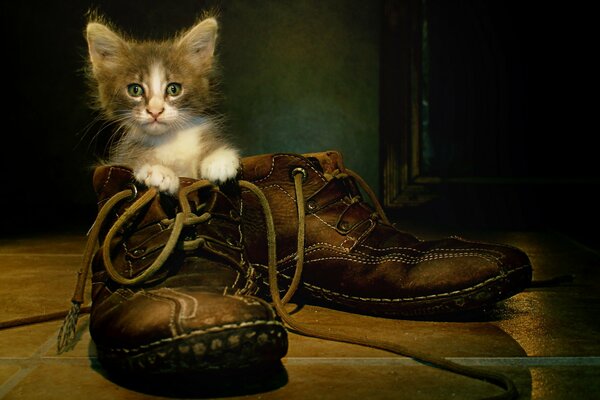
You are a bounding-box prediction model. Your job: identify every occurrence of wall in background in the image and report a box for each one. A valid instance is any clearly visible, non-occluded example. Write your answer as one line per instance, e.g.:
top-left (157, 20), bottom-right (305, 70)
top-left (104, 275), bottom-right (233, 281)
top-left (219, 1), bottom-right (380, 185)
top-left (1, 0), bottom-right (381, 235)
top-left (380, 0), bottom-right (599, 249)
top-left (4, 0), bottom-right (597, 248)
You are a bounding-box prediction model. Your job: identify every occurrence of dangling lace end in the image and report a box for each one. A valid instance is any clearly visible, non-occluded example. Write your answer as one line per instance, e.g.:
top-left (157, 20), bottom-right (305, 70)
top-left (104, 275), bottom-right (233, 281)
top-left (57, 302), bottom-right (82, 354)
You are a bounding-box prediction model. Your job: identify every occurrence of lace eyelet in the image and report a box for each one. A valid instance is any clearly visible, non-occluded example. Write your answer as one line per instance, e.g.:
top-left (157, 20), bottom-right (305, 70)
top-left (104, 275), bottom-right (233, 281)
top-left (229, 209), bottom-right (241, 222)
top-left (338, 221), bottom-right (351, 232)
top-left (290, 167), bottom-right (308, 183)
top-left (131, 248), bottom-right (145, 256)
top-left (127, 183), bottom-right (138, 201)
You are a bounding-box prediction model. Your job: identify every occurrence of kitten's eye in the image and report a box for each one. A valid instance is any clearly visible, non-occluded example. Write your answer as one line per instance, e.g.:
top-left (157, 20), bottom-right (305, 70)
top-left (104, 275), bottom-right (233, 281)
top-left (127, 84), bottom-right (144, 98)
top-left (166, 83), bottom-right (182, 97)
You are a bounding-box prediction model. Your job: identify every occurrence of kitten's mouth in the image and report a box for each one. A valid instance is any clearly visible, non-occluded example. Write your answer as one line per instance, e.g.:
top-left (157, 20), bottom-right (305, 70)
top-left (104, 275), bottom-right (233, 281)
top-left (142, 120), bottom-right (170, 134)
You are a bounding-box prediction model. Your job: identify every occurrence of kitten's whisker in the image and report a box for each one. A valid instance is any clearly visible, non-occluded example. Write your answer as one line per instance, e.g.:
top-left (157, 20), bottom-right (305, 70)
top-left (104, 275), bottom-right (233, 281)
top-left (81, 19), bottom-right (234, 182)
top-left (74, 112), bottom-right (109, 152)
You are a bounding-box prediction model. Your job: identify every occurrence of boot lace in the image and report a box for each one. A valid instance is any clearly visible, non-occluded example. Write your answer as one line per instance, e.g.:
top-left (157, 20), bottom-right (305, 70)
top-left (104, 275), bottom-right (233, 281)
top-left (324, 168), bottom-right (391, 225)
top-left (57, 180), bottom-right (223, 351)
top-left (2, 174), bottom-right (518, 400)
top-left (283, 167), bottom-right (518, 400)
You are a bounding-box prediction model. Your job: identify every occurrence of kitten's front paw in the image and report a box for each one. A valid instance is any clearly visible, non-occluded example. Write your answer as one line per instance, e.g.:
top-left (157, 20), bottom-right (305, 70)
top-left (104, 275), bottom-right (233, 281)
top-left (200, 148), bottom-right (240, 183)
top-left (135, 164), bottom-right (179, 194)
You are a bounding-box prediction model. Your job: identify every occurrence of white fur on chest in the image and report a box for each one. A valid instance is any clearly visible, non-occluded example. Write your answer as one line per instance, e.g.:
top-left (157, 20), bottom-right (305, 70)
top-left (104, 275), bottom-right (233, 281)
top-left (151, 125), bottom-right (205, 178)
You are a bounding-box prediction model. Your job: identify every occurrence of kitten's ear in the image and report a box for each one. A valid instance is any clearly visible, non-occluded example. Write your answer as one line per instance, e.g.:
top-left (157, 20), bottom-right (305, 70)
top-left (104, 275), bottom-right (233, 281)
top-left (86, 22), bottom-right (126, 72)
top-left (177, 18), bottom-right (218, 65)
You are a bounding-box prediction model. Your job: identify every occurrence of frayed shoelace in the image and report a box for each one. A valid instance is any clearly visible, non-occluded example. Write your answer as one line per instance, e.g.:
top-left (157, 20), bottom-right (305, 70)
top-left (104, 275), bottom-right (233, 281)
top-left (4, 177), bottom-right (519, 400)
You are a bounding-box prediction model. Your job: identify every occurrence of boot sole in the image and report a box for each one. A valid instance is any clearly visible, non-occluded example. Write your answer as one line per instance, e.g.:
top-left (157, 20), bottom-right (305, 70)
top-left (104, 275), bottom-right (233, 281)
top-left (96, 320), bottom-right (288, 375)
top-left (264, 264), bottom-right (532, 318)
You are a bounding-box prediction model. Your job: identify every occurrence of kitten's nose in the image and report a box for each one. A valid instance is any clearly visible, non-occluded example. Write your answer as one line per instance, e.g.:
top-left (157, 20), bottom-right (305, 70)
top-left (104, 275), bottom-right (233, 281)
top-left (146, 108), bottom-right (164, 120)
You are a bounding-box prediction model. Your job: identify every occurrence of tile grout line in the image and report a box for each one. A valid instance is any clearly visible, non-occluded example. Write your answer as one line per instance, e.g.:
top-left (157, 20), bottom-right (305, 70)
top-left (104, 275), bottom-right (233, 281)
top-left (1, 356), bottom-right (599, 368)
top-left (0, 329), bottom-right (61, 399)
top-left (0, 254), bottom-right (82, 257)
top-left (283, 356), bottom-right (600, 367)
top-left (0, 367), bottom-right (37, 399)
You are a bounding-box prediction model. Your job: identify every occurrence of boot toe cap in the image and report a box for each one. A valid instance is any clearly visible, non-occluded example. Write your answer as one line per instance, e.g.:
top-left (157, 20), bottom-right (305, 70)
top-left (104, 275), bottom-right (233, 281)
top-left (90, 288), bottom-right (287, 373)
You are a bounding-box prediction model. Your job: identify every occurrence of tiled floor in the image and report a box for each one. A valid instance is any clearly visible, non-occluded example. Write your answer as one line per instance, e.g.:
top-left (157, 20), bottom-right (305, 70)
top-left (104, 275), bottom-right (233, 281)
top-left (0, 227), bottom-right (599, 399)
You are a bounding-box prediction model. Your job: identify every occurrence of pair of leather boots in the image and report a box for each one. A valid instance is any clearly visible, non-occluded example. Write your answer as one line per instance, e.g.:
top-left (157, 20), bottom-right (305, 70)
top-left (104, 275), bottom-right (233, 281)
top-left (60, 150), bottom-right (532, 378)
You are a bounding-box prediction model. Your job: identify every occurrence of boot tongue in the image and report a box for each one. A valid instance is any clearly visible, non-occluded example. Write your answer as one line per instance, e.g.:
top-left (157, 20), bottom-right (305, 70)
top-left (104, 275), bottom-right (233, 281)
top-left (303, 150), bottom-right (345, 174)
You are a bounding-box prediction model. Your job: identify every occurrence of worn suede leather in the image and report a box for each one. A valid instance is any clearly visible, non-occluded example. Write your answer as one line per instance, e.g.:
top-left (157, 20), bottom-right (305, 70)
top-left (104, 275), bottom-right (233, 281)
top-left (239, 151), bottom-right (533, 317)
top-left (89, 166), bottom-right (287, 374)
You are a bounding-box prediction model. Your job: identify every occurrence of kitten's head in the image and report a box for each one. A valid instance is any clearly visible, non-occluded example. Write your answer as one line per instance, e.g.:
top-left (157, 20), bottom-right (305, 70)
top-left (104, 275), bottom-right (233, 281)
top-left (85, 17), bottom-right (218, 136)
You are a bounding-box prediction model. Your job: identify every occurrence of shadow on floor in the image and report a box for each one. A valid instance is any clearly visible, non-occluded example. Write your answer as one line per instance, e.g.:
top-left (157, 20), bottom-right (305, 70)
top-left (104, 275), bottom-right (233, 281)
top-left (91, 358), bottom-right (289, 398)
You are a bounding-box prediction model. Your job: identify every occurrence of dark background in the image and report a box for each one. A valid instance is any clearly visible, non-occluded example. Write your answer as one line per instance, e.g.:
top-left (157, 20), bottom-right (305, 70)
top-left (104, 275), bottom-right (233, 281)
top-left (1, 0), bottom-right (381, 235)
top-left (1, 1), bottom-right (598, 249)
top-left (387, 0), bottom-right (599, 250)
top-left (382, 0), bottom-right (600, 251)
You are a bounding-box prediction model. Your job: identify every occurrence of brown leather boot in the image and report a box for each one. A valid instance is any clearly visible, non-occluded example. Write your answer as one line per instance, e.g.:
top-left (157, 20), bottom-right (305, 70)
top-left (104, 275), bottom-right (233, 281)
top-left (60, 166), bottom-right (287, 375)
top-left (239, 151), bottom-right (533, 317)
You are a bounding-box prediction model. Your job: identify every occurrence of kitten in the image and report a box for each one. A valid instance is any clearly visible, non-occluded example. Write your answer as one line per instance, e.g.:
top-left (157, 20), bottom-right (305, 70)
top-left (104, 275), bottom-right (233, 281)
top-left (85, 16), bottom-right (239, 194)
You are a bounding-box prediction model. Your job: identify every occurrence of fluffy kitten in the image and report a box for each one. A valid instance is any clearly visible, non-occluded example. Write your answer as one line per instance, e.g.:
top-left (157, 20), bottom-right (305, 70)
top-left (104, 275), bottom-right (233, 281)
top-left (85, 16), bottom-right (239, 194)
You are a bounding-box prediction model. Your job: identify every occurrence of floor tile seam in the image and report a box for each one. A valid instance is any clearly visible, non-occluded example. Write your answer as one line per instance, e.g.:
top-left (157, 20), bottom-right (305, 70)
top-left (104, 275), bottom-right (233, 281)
top-left (0, 253), bottom-right (82, 257)
top-left (282, 356), bottom-right (600, 367)
top-left (1, 356), bottom-right (599, 367)
top-left (0, 365), bottom-right (37, 399)
top-left (0, 329), bottom-right (62, 398)
top-left (0, 329), bottom-right (63, 364)
top-left (0, 358), bottom-right (94, 367)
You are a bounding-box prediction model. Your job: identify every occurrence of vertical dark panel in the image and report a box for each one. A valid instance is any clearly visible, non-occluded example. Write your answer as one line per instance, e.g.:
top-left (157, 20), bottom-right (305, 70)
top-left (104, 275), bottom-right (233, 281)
top-left (381, 0), bottom-right (599, 248)
top-left (424, 0), bottom-right (598, 179)
top-left (426, 0), bottom-right (519, 177)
